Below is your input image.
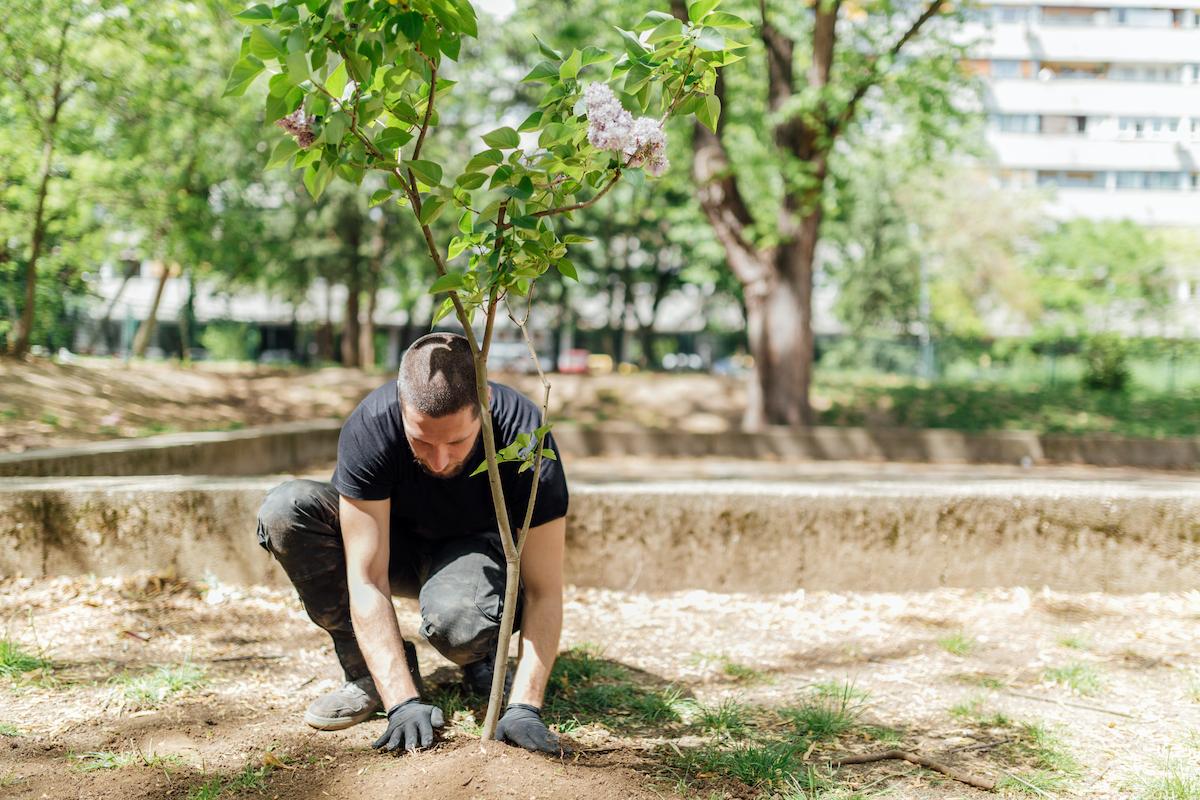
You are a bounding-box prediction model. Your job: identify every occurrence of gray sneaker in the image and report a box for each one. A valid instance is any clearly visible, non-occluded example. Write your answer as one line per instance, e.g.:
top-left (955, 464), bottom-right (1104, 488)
top-left (304, 640), bottom-right (422, 731)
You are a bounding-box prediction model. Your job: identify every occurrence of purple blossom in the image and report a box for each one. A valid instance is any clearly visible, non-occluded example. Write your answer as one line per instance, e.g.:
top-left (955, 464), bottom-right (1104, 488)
top-left (584, 82), bottom-right (633, 152)
top-left (276, 108), bottom-right (316, 149)
top-left (624, 116), bottom-right (668, 173)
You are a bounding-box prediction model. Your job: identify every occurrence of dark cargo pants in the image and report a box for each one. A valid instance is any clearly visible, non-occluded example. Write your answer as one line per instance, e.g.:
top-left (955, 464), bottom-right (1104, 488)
top-left (255, 479), bottom-right (520, 681)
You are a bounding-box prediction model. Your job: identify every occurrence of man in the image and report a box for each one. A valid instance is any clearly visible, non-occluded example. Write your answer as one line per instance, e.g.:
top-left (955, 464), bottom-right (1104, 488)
top-left (255, 332), bottom-right (568, 755)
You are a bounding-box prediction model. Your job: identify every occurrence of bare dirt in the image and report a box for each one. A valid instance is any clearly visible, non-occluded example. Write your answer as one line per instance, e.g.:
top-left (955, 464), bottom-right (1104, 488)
top-left (0, 356), bottom-right (746, 453)
top-left (1, 574), bottom-right (1197, 799)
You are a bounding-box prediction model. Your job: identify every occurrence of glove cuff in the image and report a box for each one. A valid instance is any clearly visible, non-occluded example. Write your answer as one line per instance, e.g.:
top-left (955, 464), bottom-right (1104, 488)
top-left (385, 697), bottom-right (422, 719)
top-left (506, 702), bottom-right (542, 715)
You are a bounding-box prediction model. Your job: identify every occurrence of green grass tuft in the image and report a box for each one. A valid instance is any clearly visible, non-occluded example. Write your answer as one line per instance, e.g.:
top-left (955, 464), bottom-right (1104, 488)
top-left (1057, 634), bottom-right (1091, 651)
top-left (111, 662), bottom-right (206, 707)
top-left (694, 698), bottom-right (749, 736)
top-left (720, 659), bottom-right (767, 683)
top-left (71, 750), bottom-right (185, 772)
top-left (1134, 758), bottom-right (1200, 800)
top-left (0, 640), bottom-right (52, 677)
top-left (679, 740), bottom-right (809, 789)
top-left (1043, 662), bottom-right (1104, 696)
top-left (938, 631), bottom-right (976, 657)
top-left (782, 681), bottom-right (866, 742)
top-left (0, 723), bottom-right (23, 737)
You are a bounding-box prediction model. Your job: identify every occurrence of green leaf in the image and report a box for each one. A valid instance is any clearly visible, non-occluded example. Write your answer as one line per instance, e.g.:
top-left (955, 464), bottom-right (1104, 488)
top-left (562, 234), bottom-right (592, 244)
top-left (519, 461), bottom-right (534, 473)
top-left (377, 127), bottom-right (414, 151)
top-left (698, 94), bottom-right (721, 132)
top-left (648, 18), bottom-right (683, 44)
top-left (267, 137), bottom-right (299, 169)
top-left (287, 50), bottom-right (309, 80)
top-left (233, 3), bottom-right (273, 24)
top-left (635, 10), bottom-right (675, 30)
top-left (518, 110), bottom-right (543, 132)
top-left (705, 11), bottom-right (752, 28)
top-left (397, 10), bottom-right (424, 41)
top-left (369, 189), bottom-right (393, 208)
top-left (455, 172), bottom-right (488, 190)
top-left (559, 48), bottom-right (582, 80)
top-left (322, 112), bottom-right (348, 144)
top-left (418, 196), bottom-right (447, 225)
top-left (540, 448), bottom-right (558, 461)
top-left (556, 259), bottom-right (578, 281)
top-left (458, 211), bottom-right (473, 234)
top-left (223, 55), bottom-right (264, 97)
top-left (581, 46), bottom-right (613, 66)
top-left (440, 33), bottom-right (461, 61)
top-left (687, 0), bottom-right (721, 22)
top-left (504, 176), bottom-right (534, 200)
top-left (248, 27), bottom-right (284, 59)
top-left (482, 127), bottom-right (520, 149)
top-left (325, 60), bottom-right (348, 99)
top-left (303, 162), bottom-right (333, 201)
top-left (465, 149), bottom-right (504, 171)
top-left (431, 296), bottom-right (455, 326)
top-left (429, 271), bottom-right (467, 294)
top-left (695, 26), bottom-right (725, 51)
top-left (615, 27), bottom-right (648, 58)
top-left (532, 34), bottom-right (562, 61)
top-left (470, 460), bottom-right (489, 477)
top-left (522, 61), bottom-right (559, 83)
top-left (447, 237), bottom-right (471, 260)
top-left (407, 159), bottom-right (443, 186)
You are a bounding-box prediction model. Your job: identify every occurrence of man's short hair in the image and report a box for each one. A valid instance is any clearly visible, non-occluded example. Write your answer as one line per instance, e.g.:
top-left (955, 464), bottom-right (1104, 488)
top-left (397, 332), bottom-right (478, 418)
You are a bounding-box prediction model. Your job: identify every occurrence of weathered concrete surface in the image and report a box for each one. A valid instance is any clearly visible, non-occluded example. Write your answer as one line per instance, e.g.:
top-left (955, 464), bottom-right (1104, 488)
top-left (1, 475), bottom-right (1197, 593)
top-left (3, 421), bottom-right (1199, 477)
top-left (0, 421), bottom-right (341, 478)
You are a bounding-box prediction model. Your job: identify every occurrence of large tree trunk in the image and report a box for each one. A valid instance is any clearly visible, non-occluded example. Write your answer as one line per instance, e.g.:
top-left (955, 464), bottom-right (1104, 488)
top-left (338, 200), bottom-right (363, 367)
top-left (132, 261), bottom-right (171, 358)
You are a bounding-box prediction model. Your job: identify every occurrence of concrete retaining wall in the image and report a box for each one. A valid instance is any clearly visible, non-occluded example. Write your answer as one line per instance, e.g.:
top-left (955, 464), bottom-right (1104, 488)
top-left (2, 477), bottom-right (1196, 593)
top-left (2, 423), bottom-right (1198, 478)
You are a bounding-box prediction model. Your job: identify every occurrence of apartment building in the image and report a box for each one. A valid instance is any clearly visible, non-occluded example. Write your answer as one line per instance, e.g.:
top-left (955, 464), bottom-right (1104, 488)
top-left (964, 0), bottom-right (1200, 332)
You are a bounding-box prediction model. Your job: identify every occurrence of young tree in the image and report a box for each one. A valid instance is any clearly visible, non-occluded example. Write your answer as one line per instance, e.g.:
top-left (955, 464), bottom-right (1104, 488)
top-left (230, 0), bottom-right (742, 739)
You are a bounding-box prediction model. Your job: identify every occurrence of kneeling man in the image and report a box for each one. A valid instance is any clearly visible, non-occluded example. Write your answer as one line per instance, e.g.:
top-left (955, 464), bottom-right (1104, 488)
top-left (255, 332), bottom-right (568, 754)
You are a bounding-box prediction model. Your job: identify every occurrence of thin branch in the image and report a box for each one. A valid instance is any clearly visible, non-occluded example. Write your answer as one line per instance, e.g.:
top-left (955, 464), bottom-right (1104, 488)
top-left (412, 55), bottom-right (437, 162)
top-left (532, 169), bottom-right (622, 219)
top-left (828, 750), bottom-right (996, 791)
top-left (505, 292), bottom-right (552, 559)
top-left (828, 0), bottom-right (947, 139)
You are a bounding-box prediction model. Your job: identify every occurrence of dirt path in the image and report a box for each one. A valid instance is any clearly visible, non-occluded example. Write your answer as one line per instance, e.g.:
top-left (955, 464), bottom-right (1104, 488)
top-left (1, 575), bottom-right (1197, 799)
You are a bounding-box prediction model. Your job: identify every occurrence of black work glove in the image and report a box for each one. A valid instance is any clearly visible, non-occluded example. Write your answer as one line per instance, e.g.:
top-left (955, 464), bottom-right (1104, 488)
top-left (494, 703), bottom-right (568, 755)
top-left (372, 698), bottom-right (445, 753)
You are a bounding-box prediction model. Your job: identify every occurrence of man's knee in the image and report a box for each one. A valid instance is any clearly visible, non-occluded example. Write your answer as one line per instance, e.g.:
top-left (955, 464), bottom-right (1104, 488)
top-left (420, 592), bottom-right (497, 666)
top-left (255, 479), bottom-right (331, 554)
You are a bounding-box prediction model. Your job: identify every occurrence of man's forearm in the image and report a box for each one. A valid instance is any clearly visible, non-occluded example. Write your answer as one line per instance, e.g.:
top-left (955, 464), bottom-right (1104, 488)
top-left (508, 589), bottom-right (562, 708)
top-left (348, 580), bottom-right (420, 708)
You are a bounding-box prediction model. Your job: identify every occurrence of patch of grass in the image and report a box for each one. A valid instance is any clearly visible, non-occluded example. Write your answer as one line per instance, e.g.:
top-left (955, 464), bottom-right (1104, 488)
top-left (39, 412), bottom-right (59, 427)
top-left (0, 769), bottom-right (23, 787)
top-left (1187, 673), bottom-right (1200, 704)
top-left (71, 749), bottom-right (185, 772)
top-left (630, 684), bottom-right (685, 724)
top-left (111, 662), bottom-right (206, 707)
top-left (720, 659), bottom-right (767, 683)
top-left (1043, 662), bottom-right (1103, 696)
top-left (545, 651), bottom-right (686, 731)
top-left (938, 631), bottom-right (976, 657)
top-left (0, 723), bottom-right (23, 737)
top-left (949, 695), bottom-right (989, 721)
top-left (679, 740), bottom-right (809, 790)
top-left (0, 407), bottom-right (20, 421)
top-left (951, 671), bottom-right (1007, 690)
top-left (0, 639), bottom-right (52, 677)
top-left (861, 725), bottom-right (904, 748)
top-left (694, 698), bottom-right (749, 736)
top-left (1133, 758), bottom-right (1200, 800)
top-left (1057, 633), bottom-right (1091, 651)
top-left (782, 682), bottom-right (866, 742)
top-left (186, 759), bottom-right (280, 800)
top-left (548, 644), bottom-right (629, 692)
top-left (997, 721), bottom-right (1081, 794)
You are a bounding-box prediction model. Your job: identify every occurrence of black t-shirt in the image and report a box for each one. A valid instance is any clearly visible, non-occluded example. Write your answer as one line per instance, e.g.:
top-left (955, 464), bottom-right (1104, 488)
top-left (330, 380), bottom-right (569, 541)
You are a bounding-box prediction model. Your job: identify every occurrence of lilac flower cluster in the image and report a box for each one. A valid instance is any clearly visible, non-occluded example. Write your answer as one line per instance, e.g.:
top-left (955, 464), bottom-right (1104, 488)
top-left (584, 83), bottom-right (668, 177)
top-left (276, 109), bottom-right (316, 149)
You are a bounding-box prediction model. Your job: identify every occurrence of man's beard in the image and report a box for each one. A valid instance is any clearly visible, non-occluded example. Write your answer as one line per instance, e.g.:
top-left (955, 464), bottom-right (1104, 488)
top-left (414, 455), bottom-right (469, 479)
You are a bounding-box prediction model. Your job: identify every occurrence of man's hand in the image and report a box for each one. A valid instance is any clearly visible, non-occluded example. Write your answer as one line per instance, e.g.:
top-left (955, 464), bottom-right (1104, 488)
top-left (372, 698), bottom-right (445, 753)
top-left (495, 704), bottom-right (568, 755)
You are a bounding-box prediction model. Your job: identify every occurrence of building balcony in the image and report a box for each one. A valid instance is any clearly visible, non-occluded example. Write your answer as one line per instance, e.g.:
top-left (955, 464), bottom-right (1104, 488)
top-left (986, 131), bottom-right (1200, 170)
top-left (1043, 187), bottom-right (1200, 225)
top-left (965, 21), bottom-right (1200, 63)
top-left (986, 78), bottom-right (1200, 116)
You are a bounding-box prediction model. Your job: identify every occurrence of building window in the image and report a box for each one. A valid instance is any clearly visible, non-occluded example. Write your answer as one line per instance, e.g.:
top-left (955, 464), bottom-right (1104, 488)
top-left (1042, 6), bottom-right (1107, 25)
top-left (1118, 116), bottom-right (1182, 139)
top-left (991, 59), bottom-right (1023, 79)
top-left (1109, 64), bottom-right (1183, 82)
top-left (990, 113), bottom-right (1040, 133)
top-left (1037, 170), bottom-right (1106, 188)
top-left (993, 5), bottom-right (1029, 23)
top-left (1115, 171), bottom-right (1184, 190)
top-left (1112, 7), bottom-right (1174, 27)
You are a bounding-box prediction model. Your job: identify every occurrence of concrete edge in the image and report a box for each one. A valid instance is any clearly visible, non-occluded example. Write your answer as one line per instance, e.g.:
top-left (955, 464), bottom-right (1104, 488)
top-left (0, 421), bottom-right (1197, 477)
